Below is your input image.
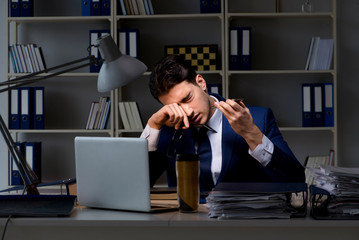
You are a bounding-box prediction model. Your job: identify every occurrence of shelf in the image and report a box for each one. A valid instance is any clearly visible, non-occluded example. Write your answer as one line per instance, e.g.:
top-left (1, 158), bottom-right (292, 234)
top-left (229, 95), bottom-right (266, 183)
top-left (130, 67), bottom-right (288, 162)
top-left (227, 12), bottom-right (334, 19)
top-left (116, 13), bottom-right (222, 21)
top-left (9, 129), bottom-right (112, 134)
top-left (227, 70), bottom-right (335, 75)
top-left (279, 127), bottom-right (335, 132)
top-left (8, 16), bottom-right (112, 23)
top-left (8, 72), bottom-right (100, 78)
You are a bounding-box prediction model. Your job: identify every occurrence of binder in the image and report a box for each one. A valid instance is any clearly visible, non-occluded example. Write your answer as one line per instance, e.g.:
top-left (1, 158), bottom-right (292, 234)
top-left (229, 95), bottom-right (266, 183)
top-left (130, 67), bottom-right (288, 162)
top-left (91, 0), bottom-right (101, 16)
top-left (33, 87), bottom-right (45, 129)
top-left (128, 29), bottom-right (139, 58)
top-left (240, 27), bottom-right (251, 70)
top-left (324, 83), bottom-right (334, 127)
top-left (119, 102), bottom-right (131, 129)
top-left (313, 83), bottom-right (324, 127)
top-left (9, 88), bottom-right (21, 129)
top-left (81, 0), bottom-right (91, 16)
top-left (200, 0), bottom-right (210, 13)
top-left (24, 142), bottom-right (42, 183)
top-left (102, 0), bottom-right (111, 16)
top-left (20, 87), bottom-right (34, 129)
top-left (207, 83), bottom-right (222, 95)
top-left (302, 83), bottom-right (312, 127)
top-left (10, 0), bottom-right (21, 17)
top-left (229, 27), bottom-right (240, 70)
top-left (89, 30), bottom-right (110, 72)
top-left (10, 142), bottom-right (23, 186)
top-left (118, 29), bottom-right (127, 54)
top-left (209, 0), bottom-right (221, 13)
top-left (21, 0), bottom-right (33, 17)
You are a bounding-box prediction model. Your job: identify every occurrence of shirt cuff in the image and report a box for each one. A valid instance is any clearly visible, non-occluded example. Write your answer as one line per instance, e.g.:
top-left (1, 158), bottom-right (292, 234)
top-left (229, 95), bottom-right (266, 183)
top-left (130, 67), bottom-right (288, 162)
top-left (140, 124), bottom-right (161, 151)
top-left (248, 135), bottom-right (274, 167)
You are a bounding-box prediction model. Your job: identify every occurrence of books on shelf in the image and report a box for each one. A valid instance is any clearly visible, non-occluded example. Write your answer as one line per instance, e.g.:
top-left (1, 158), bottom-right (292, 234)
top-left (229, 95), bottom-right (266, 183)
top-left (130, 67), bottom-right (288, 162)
top-left (305, 37), bottom-right (334, 70)
top-left (118, 101), bottom-right (143, 130)
top-left (86, 96), bottom-right (111, 130)
top-left (118, 0), bottom-right (154, 15)
top-left (9, 43), bottom-right (46, 74)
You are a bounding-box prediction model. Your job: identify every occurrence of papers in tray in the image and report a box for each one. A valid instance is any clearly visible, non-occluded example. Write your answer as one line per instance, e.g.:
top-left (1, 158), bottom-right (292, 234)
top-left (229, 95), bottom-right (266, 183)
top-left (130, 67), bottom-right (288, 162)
top-left (308, 165), bottom-right (359, 219)
top-left (206, 182), bottom-right (308, 219)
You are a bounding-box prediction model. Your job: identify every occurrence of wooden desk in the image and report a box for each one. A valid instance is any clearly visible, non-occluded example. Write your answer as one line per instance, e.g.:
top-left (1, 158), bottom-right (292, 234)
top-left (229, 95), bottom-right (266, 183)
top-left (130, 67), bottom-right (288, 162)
top-left (1, 205), bottom-right (359, 240)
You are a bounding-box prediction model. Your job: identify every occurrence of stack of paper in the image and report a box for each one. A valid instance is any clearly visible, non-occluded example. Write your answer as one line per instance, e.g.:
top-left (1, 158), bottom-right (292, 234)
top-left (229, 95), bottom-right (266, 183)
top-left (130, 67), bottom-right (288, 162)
top-left (206, 182), bottom-right (307, 219)
top-left (309, 165), bottom-right (359, 217)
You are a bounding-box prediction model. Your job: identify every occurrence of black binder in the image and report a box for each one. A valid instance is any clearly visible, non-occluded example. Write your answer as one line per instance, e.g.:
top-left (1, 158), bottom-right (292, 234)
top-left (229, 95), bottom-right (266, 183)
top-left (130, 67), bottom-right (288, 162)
top-left (310, 185), bottom-right (359, 220)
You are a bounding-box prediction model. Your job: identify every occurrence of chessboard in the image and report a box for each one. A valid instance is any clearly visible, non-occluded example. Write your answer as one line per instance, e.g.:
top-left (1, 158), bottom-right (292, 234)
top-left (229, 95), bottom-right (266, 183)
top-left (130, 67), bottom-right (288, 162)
top-left (165, 45), bottom-right (218, 71)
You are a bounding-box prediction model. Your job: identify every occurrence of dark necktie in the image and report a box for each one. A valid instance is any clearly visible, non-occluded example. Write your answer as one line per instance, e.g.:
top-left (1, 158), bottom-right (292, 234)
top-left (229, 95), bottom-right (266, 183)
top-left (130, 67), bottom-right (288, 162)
top-left (195, 127), bottom-right (214, 190)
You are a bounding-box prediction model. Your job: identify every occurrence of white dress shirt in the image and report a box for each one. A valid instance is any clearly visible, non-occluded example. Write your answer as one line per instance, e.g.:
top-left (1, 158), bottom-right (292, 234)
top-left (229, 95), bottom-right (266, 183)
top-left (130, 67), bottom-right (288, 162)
top-left (140, 97), bottom-right (274, 184)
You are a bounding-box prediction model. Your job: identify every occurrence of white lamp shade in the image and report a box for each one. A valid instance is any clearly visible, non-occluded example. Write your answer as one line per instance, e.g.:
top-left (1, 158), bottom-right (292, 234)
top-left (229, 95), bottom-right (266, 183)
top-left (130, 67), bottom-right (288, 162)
top-left (96, 34), bottom-right (147, 92)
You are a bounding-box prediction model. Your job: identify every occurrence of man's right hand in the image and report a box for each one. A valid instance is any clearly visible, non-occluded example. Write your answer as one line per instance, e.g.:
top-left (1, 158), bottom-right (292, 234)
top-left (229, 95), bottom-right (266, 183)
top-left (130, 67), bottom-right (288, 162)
top-left (148, 103), bottom-right (190, 130)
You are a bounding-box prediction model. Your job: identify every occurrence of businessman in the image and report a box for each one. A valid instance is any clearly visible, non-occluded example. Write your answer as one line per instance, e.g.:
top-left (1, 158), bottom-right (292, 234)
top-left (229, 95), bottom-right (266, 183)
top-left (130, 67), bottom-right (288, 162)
top-left (141, 55), bottom-right (305, 192)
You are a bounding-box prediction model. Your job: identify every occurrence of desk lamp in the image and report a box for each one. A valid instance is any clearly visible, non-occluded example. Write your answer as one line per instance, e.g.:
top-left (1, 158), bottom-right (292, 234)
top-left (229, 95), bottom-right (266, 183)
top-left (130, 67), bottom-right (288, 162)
top-left (0, 34), bottom-right (147, 215)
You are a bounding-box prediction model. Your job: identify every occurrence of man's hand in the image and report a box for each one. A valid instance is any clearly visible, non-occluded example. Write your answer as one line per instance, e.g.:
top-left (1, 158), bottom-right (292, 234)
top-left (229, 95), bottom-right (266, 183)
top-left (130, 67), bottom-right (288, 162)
top-left (148, 103), bottom-right (190, 130)
top-left (214, 99), bottom-right (263, 150)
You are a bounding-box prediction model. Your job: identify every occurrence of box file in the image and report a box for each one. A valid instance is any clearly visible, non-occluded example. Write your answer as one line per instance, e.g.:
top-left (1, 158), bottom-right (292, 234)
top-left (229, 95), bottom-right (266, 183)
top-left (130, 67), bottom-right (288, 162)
top-left (10, 0), bottom-right (20, 17)
top-left (324, 83), bottom-right (334, 127)
top-left (229, 27), bottom-right (240, 70)
top-left (81, 0), bottom-right (91, 16)
top-left (240, 27), bottom-right (251, 70)
top-left (21, 0), bottom-right (33, 17)
top-left (33, 87), bottom-right (45, 129)
top-left (9, 88), bottom-right (20, 129)
top-left (20, 87), bottom-right (34, 129)
top-left (91, 0), bottom-right (101, 16)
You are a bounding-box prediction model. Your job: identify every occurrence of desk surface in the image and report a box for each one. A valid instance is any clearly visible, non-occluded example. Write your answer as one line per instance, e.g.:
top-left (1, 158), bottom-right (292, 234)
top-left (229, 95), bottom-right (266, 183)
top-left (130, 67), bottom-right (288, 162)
top-left (1, 205), bottom-right (359, 240)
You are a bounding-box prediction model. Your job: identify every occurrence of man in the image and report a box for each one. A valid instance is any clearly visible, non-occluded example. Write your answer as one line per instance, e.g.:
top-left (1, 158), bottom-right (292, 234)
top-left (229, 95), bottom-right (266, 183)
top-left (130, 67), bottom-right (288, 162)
top-left (141, 55), bottom-right (305, 192)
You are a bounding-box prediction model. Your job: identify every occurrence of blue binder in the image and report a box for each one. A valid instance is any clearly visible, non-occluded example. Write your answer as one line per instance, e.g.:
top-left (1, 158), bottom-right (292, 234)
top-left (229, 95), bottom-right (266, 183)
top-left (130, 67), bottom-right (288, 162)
top-left (302, 83), bottom-right (313, 127)
top-left (20, 0), bottom-right (33, 17)
top-left (127, 29), bottom-right (139, 58)
top-left (81, 0), bottom-right (91, 16)
top-left (24, 142), bottom-right (42, 183)
top-left (323, 83), bottom-right (334, 127)
top-left (20, 87), bottom-right (34, 129)
top-left (33, 87), bottom-right (45, 129)
top-left (313, 83), bottom-right (324, 127)
top-left (10, 0), bottom-right (21, 17)
top-left (209, 0), bottom-right (221, 13)
top-left (229, 27), bottom-right (240, 70)
top-left (91, 0), bottom-right (101, 16)
top-left (89, 30), bottom-right (101, 72)
top-left (200, 0), bottom-right (210, 13)
top-left (102, 0), bottom-right (111, 15)
top-left (118, 29), bottom-right (127, 55)
top-left (207, 83), bottom-right (222, 95)
top-left (9, 88), bottom-right (21, 129)
top-left (10, 142), bottom-right (23, 186)
top-left (240, 27), bottom-right (251, 70)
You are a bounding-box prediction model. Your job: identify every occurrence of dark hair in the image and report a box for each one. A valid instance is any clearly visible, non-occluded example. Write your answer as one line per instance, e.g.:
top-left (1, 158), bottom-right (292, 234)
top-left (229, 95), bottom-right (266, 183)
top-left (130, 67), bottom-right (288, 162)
top-left (149, 55), bottom-right (197, 101)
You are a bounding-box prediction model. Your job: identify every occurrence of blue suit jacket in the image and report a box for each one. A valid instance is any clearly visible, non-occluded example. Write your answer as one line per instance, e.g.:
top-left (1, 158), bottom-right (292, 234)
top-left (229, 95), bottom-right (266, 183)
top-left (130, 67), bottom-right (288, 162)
top-left (149, 95), bottom-right (305, 191)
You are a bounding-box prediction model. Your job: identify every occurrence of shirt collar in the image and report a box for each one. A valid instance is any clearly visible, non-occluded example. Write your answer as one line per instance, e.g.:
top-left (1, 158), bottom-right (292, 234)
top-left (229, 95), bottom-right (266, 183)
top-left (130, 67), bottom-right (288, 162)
top-left (207, 96), bottom-right (222, 133)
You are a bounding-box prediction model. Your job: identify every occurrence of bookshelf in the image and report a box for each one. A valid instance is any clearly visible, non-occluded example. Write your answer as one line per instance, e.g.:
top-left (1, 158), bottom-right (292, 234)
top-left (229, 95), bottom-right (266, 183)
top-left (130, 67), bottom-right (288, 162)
top-left (2, 0), bottom-right (337, 188)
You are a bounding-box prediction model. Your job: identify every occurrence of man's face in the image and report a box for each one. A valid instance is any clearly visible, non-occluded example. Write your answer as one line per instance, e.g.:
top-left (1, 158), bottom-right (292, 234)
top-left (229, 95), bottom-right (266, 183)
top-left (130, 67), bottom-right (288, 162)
top-left (158, 75), bottom-right (215, 125)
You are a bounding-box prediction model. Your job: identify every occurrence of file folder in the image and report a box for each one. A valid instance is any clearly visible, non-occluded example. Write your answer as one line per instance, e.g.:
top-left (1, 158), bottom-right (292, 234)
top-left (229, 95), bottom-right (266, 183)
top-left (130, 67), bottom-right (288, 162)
top-left (24, 142), bottom-right (42, 183)
top-left (33, 87), bottom-right (45, 129)
top-left (89, 30), bottom-right (110, 72)
top-left (81, 0), bottom-right (91, 16)
top-left (9, 88), bottom-right (21, 129)
top-left (10, 0), bottom-right (21, 17)
top-left (313, 83), bottom-right (324, 127)
top-left (20, 87), bottom-right (34, 129)
top-left (229, 27), bottom-right (240, 70)
top-left (240, 27), bottom-right (251, 70)
top-left (21, 0), bottom-right (33, 17)
top-left (128, 29), bottom-right (139, 58)
top-left (102, 0), bottom-right (111, 15)
top-left (207, 83), bottom-right (222, 95)
top-left (10, 142), bottom-right (23, 186)
top-left (302, 83), bottom-right (312, 127)
top-left (91, 0), bottom-right (101, 16)
top-left (324, 83), bottom-right (334, 127)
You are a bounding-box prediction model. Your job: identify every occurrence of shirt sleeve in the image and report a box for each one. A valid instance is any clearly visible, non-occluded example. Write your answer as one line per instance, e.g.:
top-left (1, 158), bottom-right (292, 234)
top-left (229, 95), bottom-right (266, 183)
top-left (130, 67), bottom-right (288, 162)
top-left (140, 124), bottom-right (161, 151)
top-left (248, 135), bottom-right (274, 167)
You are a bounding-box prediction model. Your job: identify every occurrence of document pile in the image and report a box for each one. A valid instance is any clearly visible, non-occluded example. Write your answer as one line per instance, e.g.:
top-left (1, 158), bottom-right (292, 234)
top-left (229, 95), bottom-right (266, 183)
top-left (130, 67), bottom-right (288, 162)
top-left (308, 165), bottom-right (359, 219)
top-left (206, 182), bottom-right (307, 219)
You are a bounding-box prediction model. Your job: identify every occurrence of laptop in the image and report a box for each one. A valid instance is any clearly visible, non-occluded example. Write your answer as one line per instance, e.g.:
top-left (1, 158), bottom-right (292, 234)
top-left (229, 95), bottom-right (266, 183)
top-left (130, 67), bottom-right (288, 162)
top-left (74, 136), bottom-right (178, 213)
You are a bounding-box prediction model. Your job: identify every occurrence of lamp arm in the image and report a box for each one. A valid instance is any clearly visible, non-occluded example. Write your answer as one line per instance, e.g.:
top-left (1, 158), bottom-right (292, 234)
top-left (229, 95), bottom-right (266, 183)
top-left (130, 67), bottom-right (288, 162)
top-left (0, 54), bottom-right (100, 194)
